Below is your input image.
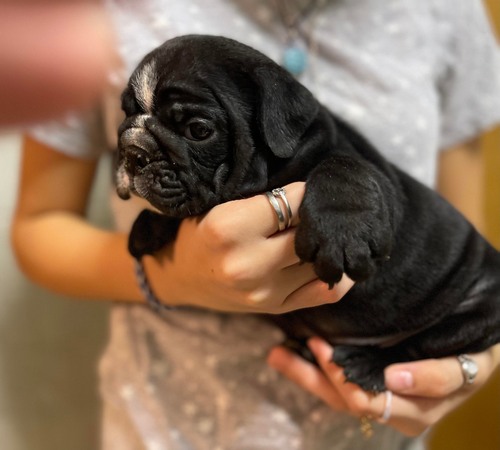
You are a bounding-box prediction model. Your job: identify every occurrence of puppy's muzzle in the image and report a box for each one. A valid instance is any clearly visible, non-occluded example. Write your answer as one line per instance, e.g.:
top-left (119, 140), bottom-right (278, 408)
top-left (119, 121), bottom-right (159, 162)
top-left (117, 115), bottom-right (161, 200)
top-left (123, 146), bottom-right (151, 176)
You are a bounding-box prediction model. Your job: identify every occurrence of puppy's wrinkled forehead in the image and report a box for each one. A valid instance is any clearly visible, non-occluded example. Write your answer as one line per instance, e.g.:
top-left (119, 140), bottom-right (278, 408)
top-left (130, 60), bottom-right (159, 114)
top-left (127, 35), bottom-right (274, 108)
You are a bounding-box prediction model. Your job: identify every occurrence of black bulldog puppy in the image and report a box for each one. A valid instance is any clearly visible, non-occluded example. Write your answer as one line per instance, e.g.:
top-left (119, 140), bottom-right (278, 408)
top-left (116, 35), bottom-right (500, 392)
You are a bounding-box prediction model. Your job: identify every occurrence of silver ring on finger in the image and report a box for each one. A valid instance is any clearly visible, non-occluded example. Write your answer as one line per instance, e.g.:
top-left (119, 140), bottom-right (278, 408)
top-left (265, 191), bottom-right (287, 231)
top-left (265, 187), bottom-right (293, 232)
top-left (379, 390), bottom-right (393, 423)
top-left (457, 354), bottom-right (478, 386)
top-left (271, 187), bottom-right (293, 228)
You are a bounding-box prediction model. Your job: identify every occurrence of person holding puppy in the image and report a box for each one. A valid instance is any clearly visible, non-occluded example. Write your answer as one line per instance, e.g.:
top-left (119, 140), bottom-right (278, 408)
top-left (11, 0), bottom-right (500, 449)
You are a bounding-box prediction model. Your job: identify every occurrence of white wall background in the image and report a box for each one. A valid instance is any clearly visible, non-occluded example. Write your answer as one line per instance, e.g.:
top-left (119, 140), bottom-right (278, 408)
top-left (0, 133), bottom-right (109, 450)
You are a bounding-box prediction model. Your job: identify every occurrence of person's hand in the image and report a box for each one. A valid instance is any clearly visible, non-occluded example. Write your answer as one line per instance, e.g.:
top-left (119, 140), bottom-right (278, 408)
top-left (144, 182), bottom-right (354, 313)
top-left (0, 1), bottom-right (114, 126)
top-left (268, 337), bottom-right (499, 436)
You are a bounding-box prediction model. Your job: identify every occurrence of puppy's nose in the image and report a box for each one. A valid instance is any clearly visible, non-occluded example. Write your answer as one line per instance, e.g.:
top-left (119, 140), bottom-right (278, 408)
top-left (125, 147), bottom-right (151, 175)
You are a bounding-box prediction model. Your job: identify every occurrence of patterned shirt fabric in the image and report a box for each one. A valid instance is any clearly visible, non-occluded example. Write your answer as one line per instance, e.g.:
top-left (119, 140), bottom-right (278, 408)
top-left (30, 1), bottom-right (500, 449)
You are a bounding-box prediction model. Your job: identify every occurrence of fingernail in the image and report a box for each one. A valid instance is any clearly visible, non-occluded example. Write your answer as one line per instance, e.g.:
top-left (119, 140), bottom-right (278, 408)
top-left (386, 370), bottom-right (414, 391)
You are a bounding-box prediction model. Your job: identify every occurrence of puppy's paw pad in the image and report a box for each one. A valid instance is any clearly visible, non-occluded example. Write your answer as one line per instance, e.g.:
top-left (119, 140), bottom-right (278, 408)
top-left (295, 208), bottom-right (387, 285)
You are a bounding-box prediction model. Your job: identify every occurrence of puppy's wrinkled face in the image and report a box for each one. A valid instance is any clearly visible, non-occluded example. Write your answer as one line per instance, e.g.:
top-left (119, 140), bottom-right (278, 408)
top-left (116, 35), bottom-right (320, 218)
top-left (116, 57), bottom-right (232, 217)
top-left (117, 43), bottom-right (242, 217)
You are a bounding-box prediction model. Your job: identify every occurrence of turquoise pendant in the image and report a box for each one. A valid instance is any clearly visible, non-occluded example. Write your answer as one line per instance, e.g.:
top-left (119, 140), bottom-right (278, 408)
top-left (283, 44), bottom-right (308, 77)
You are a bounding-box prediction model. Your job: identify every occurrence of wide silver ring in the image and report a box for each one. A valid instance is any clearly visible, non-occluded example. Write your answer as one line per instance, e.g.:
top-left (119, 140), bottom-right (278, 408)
top-left (265, 187), bottom-right (293, 232)
top-left (457, 354), bottom-right (478, 386)
top-left (271, 188), bottom-right (293, 229)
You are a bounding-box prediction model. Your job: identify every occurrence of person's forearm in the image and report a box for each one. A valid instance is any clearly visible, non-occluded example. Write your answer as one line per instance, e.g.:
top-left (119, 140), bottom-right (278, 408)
top-left (437, 140), bottom-right (486, 233)
top-left (11, 212), bottom-right (144, 303)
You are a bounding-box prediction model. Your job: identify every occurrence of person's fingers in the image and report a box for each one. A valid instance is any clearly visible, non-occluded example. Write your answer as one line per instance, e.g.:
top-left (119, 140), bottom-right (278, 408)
top-left (305, 338), bottom-right (389, 418)
top-left (267, 346), bottom-right (348, 411)
top-left (206, 182), bottom-right (305, 243)
top-left (267, 342), bottom-right (389, 421)
top-left (249, 228), bottom-right (301, 270)
top-left (196, 180), bottom-right (353, 311)
top-left (217, 245), bottom-right (353, 310)
top-left (281, 275), bottom-right (353, 310)
top-left (273, 338), bottom-right (497, 437)
top-left (312, 338), bottom-right (490, 435)
top-left (385, 351), bottom-right (492, 398)
top-left (238, 264), bottom-right (318, 308)
top-left (245, 274), bottom-right (352, 312)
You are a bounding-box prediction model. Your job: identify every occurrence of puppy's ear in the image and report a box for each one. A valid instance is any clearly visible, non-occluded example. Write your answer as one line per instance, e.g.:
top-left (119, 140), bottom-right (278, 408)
top-left (254, 66), bottom-right (319, 158)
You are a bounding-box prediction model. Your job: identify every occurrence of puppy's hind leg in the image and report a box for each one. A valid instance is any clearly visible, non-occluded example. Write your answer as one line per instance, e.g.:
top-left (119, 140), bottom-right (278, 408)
top-left (128, 209), bottom-right (181, 258)
top-left (333, 344), bottom-right (411, 393)
top-left (403, 263), bottom-right (500, 363)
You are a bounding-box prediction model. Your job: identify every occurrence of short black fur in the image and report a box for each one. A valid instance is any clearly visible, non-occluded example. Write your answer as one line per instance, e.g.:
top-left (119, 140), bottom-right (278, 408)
top-left (116, 35), bottom-right (500, 392)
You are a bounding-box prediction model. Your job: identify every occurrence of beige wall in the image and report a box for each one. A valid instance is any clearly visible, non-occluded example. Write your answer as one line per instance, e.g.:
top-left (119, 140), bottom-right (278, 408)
top-left (429, 1), bottom-right (500, 448)
top-left (485, 128), bottom-right (500, 249)
top-left (484, 0), bottom-right (500, 249)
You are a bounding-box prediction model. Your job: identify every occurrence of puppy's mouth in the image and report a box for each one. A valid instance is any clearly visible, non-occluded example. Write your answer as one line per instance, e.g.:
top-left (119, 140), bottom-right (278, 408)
top-left (116, 122), bottom-right (193, 216)
top-left (116, 119), bottom-right (220, 218)
top-left (117, 157), bottom-right (192, 216)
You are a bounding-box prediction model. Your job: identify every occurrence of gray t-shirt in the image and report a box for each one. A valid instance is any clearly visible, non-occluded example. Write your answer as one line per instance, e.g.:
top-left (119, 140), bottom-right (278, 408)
top-left (31, 1), bottom-right (500, 449)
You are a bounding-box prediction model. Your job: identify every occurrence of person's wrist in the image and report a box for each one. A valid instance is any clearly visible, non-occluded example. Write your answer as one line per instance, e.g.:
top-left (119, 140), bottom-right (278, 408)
top-left (136, 255), bottom-right (176, 311)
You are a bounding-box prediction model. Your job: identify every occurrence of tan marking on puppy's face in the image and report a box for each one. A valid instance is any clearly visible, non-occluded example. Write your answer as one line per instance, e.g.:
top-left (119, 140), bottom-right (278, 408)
top-left (131, 60), bottom-right (158, 114)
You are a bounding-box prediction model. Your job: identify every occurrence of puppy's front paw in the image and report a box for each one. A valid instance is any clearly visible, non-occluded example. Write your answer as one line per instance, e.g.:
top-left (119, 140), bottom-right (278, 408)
top-left (129, 209), bottom-right (180, 258)
top-left (295, 164), bottom-right (394, 286)
top-left (295, 203), bottom-right (391, 286)
top-left (294, 216), bottom-right (350, 286)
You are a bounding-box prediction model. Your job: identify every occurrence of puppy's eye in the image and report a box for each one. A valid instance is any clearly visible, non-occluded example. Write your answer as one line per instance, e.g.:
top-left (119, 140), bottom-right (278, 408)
top-left (185, 120), bottom-right (213, 141)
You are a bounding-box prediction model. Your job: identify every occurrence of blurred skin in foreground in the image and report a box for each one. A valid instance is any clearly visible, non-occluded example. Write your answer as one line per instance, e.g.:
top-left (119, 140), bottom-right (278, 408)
top-left (0, 1), bottom-right (114, 127)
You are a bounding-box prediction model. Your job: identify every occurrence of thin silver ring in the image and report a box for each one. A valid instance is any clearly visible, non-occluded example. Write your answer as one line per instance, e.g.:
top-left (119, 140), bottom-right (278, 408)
top-left (271, 187), bottom-right (293, 229)
top-left (457, 354), bottom-right (478, 386)
top-left (380, 390), bottom-right (393, 423)
top-left (265, 191), bottom-right (287, 231)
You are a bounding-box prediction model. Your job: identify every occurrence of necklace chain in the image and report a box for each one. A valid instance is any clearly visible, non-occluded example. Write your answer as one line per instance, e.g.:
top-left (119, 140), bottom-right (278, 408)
top-left (273, 0), bottom-right (321, 77)
top-left (274, 0), bottom-right (319, 36)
